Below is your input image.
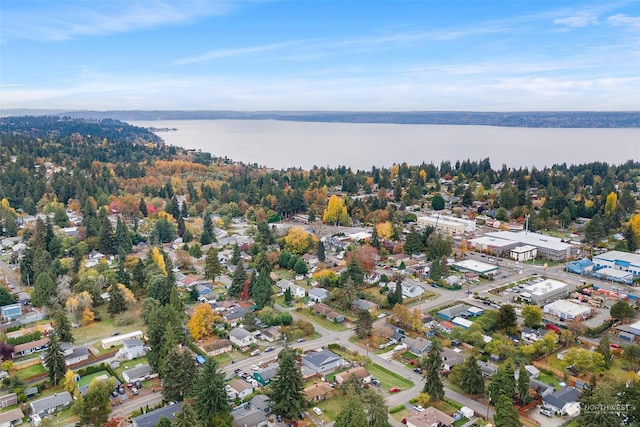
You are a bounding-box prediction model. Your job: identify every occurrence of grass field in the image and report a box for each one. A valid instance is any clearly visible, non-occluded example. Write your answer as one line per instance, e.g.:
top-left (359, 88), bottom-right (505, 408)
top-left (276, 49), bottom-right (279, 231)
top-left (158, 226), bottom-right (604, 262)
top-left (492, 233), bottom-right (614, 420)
top-left (78, 370), bottom-right (113, 386)
top-left (295, 308), bottom-right (348, 332)
top-left (367, 363), bottom-right (414, 390)
top-left (14, 362), bottom-right (45, 380)
top-left (72, 305), bottom-right (146, 344)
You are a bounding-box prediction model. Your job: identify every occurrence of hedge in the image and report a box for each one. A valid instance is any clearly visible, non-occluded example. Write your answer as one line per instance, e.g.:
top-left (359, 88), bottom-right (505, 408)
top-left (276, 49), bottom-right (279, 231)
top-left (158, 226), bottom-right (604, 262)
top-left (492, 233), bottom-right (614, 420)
top-left (389, 404), bottom-right (406, 414)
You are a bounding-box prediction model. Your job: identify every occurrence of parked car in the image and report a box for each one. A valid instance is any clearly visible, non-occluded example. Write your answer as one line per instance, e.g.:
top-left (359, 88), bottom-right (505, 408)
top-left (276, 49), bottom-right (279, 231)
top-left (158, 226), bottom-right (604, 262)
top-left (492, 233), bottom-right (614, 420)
top-left (297, 338), bottom-right (305, 343)
top-left (265, 346), bottom-right (275, 352)
top-left (250, 349), bottom-right (261, 356)
top-left (389, 387), bottom-right (400, 393)
top-left (250, 364), bottom-right (259, 371)
top-left (413, 405), bottom-right (424, 412)
top-left (313, 407), bottom-right (322, 415)
top-left (413, 367), bottom-right (423, 374)
top-left (540, 408), bottom-right (553, 417)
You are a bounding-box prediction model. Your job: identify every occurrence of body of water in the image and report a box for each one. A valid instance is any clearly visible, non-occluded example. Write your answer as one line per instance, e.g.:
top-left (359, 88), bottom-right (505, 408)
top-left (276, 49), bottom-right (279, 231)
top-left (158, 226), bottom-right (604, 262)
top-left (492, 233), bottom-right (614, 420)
top-left (128, 120), bottom-right (639, 171)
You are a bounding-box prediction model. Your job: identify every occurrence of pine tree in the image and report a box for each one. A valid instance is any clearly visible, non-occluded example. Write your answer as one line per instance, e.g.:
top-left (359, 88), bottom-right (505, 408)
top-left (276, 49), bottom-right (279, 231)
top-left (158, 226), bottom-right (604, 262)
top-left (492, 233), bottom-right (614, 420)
top-left (517, 365), bottom-right (531, 405)
top-left (173, 402), bottom-right (202, 427)
top-left (595, 335), bottom-right (613, 369)
top-left (251, 267), bottom-right (274, 309)
top-left (97, 208), bottom-right (115, 255)
top-left (156, 417), bottom-right (172, 427)
top-left (194, 357), bottom-right (230, 427)
top-left (334, 385), bottom-right (368, 427)
top-left (421, 342), bottom-right (444, 400)
top-left (459, 355), bottom-right (484, 395)
top-left (493, 395), bottom-right (522, 427)
top-left (489, 359), bottom-right (516, 402)
top-left (32, 271), bottom-right (56, 307)
top-left (394, 279), bottom-right (403, 305)
top-left (139, 198), bottom-right (148, 217)
top-left (355, 309), bottom-right (373, 339)
top-left (362, 387), bottom-right (388, 427)
top-left (200, 213), bottom-right (214, 245)
top-left (269, 347), bottom-right (305, 420)
top-left (114, 216), bottom-right (133, 255)
top-left (284, 287), bottom-right (292, 303)
top-left (51, 309), bottom-right (74, 343)
top-left (228, 262), bottom-right (246, 297)
top-left (317, 240), bottom-right (326, 262)
top-left (74, 378), bottom-right (112, 427)
top-left (231, 243), bottom-right (241, 265)
top-left (107, 284), bottom-right (127, 315)
top-left (44, 336), bottom-right (67, 386)
top-left (162, 349), bottom-right (199, 402)
top-left (204, 247), bottom-right (222, 281)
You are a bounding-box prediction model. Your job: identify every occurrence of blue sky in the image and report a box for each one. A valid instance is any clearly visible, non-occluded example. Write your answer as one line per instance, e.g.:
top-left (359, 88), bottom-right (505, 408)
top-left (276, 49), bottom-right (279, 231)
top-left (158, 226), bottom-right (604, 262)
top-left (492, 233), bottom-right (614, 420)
top-left (1, 0), bottom-right (639, 111)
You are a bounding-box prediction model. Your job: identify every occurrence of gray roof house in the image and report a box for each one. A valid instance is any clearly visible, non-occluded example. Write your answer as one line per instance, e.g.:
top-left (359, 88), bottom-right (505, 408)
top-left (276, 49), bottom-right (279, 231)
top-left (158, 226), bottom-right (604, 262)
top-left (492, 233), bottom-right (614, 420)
top-left (250, 394), bottom-right (272, 413)
top-left (477, 360), bottom-right (499, 377)
top-left (542, 387), bottom-right (581, 415)
top-left (404, 336), bottom-right (432, 356)
top-left (0, 408), bottom-right (24, 427)
top-left (232, 408), bottom-right (268, 427)
top-left (132, 402), bottom-right (183, 427)
top-left (229, 327), bottom-right (257, 348)
top-left (30, 391), bottom-right (73, 417)
top-left (122, 364), bottom-right (155, 383)
top-left (437, 304), bottom-right (470, 321)
top-left (530, 378), bottom-right (555, 397)
top-left (308, 287), bottom-right (329, 302)
top-left (441, 348), bottom-right (467, 371)
top-left (253, 364), bottom-right (279, 386)
top-left (301, 350), bottom-right (345, 374)
top-left (352, 299), bottom-right (378, 313)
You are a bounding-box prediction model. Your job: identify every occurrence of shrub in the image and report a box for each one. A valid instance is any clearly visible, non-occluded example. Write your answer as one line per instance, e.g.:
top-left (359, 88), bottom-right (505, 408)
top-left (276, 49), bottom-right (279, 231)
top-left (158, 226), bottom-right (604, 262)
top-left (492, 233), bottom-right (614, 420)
top-left (389, 404), bottom-right (406, 414)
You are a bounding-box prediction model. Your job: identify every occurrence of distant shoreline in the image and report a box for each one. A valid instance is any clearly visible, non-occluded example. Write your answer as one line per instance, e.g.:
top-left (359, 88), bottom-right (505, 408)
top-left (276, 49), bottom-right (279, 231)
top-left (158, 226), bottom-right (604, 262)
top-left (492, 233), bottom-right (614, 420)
top-left (2, 109), bottom-right (639, 128)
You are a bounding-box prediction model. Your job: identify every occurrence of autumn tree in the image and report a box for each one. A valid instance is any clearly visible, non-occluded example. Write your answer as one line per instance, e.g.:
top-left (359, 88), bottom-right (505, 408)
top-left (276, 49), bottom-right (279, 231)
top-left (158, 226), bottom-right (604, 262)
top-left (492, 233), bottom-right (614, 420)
top-left (284, 226), bottom-right (317, 255)
top-left (65, 291), bottom-right (94, 325)
top-left (187, 303), bottom-right (216, 340)
top-left (323, 195), bottom-right (350, 226)
top-left (521, 305), bottom-right (542, 327)
top-left (353, 244), bottom-right (378, 274)
top-left (73, 377), bottom-right (113, 427)
top-left (63, 370), bottom-right (80, 398)
top-left (604, 191), bottom-right (618, 216)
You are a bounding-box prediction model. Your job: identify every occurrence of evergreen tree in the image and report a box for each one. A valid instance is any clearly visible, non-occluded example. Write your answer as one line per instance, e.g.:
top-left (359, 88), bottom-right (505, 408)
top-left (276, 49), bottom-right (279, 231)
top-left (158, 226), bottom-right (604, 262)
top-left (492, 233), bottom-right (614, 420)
top-left (269, 347), bottom-right (305, 420)
top-left (344, 255), bottom-right (365, 287)
top-left (204, 247), bottom-right (222, 281)
top-left (404, 227), bottom-right (424, 255)
top-left (97, 208), bottom-right (115, 255)
top-left (107, 284), bottom-right (127, 315)
top-left (51, 309), bottom-right (74, 343)
top-left (394, 279), bottom-right (403, 305)
top-left (496, 304), bottom-right (518, 332)
top-left (430, 256), bottom-right (442, 281)
top-left (493, 395), bottom-right (522, 427)
top-left (489, 360), bottom-right (516, 402)
top-left (362, 387), bottom-right (388, 427)
top-left (334, 385), bottom-right (368, 427)
top-left (32, 271), bottom-right (56, 307)
top-left (162, 349), bottom-right (199, 402)
top-left (577, 380), bottom-right (622, 427)
top-left (139, 198), bottom-right (148, 217)
top-left (114, 216), bottom-right (133, 255)
top-left (44, 336), bottom-right (67, 386)
top-left (200, 213), bottom-right (214, 245)
top-left (355, 309), bottom-right (373, 339)
top-left (156, 417), bottom-right (172, 427)
top-left (228, 262), bottom-right (246, 297)
top-left (231, 243), bottom-right (241, 265)
top-left (517, 365), bottom-right (531, 405)
top-left (595, 335), bottom-right (613, 369)
top-left (317, 239), bottom-right (326, 262)
top-left (173, 402), bottom-right (202, 427)
top-left (459, 355), bottom-right (484, 395)
top-left (284, 287), bottom-right (292, 303)
top-left (370, 224), bottom-right (381, 249)
top-left (420, 342), bottom-right (444, 400)
top-left (0, 286), bottom-right (13, 307)
top-left (194, 357), bottom-right (231, 427)
top-left (251, 267), bottom-right (274, 309)
top-left (74, 378), bottom-right (112, 427)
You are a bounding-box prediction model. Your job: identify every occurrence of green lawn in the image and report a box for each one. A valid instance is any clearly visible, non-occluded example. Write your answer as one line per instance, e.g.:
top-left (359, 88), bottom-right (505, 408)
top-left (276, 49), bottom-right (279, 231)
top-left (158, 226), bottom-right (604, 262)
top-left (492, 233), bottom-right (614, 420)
top-left (315, 396), bottom-right (344, 422)
top-left (14, 362), bottom-right (46, 380)
top-left (78, 370), bottom-right (113, 386)
top-left (72, 305), bottom-right (146, 344)
top-left (367, 363), bottom-right (414, 390)
top-left (295, 308), bottom-right (348, 332)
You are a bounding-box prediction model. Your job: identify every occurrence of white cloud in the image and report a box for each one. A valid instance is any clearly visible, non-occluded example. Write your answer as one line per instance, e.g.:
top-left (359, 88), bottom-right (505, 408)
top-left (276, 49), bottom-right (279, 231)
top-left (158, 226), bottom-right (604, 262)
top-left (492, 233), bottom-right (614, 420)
top-left (606, 14), bottom-right (640, 29)
top-left (553, 13), bottom-right (599, 28)
top-left (2, 1), bottom-right (234, 42)
top-left (174, 41), bottom-right (301, 65)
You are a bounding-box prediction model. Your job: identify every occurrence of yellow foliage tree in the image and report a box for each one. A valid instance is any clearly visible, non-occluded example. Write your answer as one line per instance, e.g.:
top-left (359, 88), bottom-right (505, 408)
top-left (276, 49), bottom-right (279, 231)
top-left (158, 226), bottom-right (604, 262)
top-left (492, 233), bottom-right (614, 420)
top-left (312, 269), bottom-right (338, 282)
top-left (631, 214), bottom-right (640, 242)
top-left (604, 191), bottom-right (618, 216)
top-left (322, 195), bottom-right (350, 226)
top-left (376, 221), bottom-right (393, 240)
top-left (65, 291), bottom-right (93, 324)
top-left (187, 303), bottom-right (216, 340)
top-left (81, 307), bottom-right (95, 325)
top-left (151, 247), bottom-right (167, 276)
top-left (411, 308), bottom-right (423, 333)
top-left (115, 283), bottom-right (137, 306)
top-left (63, 370), bottom-right (80, 398)
top-left (284, 226), bottom-right (317, 255)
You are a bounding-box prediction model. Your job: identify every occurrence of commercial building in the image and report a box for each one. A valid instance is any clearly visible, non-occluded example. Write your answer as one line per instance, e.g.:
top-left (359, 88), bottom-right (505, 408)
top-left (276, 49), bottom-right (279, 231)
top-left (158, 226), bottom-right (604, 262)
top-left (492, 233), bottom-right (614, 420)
top-left (469, 231), bottom-right (575, 261)
top-left (543, 300), bottom-right (591, 321)
top-left (592, 250), bottom-right (640, 283)
top-left (510, 245), bottom-right (537, 262)
top-left (451, 260), bottom-right (499, 275)
top-left (521, 279), bottom-right (568, 305)
top-left (417, 215), bottom-right (476, 234)
top-left (616, 319), bottom-right (640, 343)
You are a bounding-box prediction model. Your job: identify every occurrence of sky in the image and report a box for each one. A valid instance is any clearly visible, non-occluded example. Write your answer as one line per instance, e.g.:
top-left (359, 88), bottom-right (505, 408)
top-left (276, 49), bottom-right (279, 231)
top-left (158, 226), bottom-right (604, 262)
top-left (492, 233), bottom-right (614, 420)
top-left (0, 0), bottom-right (639, 112)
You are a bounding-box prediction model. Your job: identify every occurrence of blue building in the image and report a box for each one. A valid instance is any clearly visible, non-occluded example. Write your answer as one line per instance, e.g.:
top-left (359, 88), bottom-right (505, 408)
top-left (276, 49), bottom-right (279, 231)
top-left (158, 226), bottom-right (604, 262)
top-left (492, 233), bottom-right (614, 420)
top-left (1, 303), bottom-right (22, 321)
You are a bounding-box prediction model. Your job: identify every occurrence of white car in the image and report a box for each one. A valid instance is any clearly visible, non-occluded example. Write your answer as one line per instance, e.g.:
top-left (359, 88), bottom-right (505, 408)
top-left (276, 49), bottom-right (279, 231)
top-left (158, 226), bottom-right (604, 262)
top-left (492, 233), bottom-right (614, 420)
top-left (312, 407), bottom-right (323, 415)
top-left (413, 405), bottom-right (424, 412)
top-left (250, 364), bottom-right (259, 371)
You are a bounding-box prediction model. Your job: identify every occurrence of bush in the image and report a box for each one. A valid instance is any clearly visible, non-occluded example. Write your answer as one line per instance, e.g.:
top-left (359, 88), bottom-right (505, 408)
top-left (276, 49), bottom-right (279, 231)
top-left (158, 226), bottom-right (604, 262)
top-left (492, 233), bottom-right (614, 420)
top-left (389, 404), bottom-right (406, 414)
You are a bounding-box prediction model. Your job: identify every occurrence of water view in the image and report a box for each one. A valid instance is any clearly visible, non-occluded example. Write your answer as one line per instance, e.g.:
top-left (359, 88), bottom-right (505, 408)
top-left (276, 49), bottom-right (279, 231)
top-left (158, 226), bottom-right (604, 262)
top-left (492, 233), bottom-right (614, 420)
top-left (128, 120), bottom-right (639, 171)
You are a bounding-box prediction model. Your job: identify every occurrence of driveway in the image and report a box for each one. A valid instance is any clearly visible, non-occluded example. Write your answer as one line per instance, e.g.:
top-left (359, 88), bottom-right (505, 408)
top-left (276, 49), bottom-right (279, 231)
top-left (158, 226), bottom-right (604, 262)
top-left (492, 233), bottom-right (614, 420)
top-left (527, 405), bottom-right (568, 427)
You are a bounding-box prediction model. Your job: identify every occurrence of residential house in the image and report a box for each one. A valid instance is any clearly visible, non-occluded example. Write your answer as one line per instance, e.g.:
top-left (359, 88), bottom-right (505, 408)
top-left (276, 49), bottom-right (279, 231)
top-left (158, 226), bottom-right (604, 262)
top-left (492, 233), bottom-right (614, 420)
top-left (204, 339), bottom-right (232, 356)
top-left (223, 306), bottom-right (250, 327)
top-left (525, 365), bottom-right (540, 379)
top-left (477, 360), bottom-right (499, 378)
top-left (312, 303), bottom-right (344, 323)
top-left (404, 336), bottom-right (432, 356)
top-left (543, 387), bottom-right (581, 416)
top-left (132, 402), bottom-right (183, 427)
top-left (228, 379), bottom-right (254, 399)
top-left (122, 364), bottom-right (155, 383)
top-left (352, 299), bottom-right (378, 314)
top-left (1, 304), bottom-right (22, 321)
top-left (530, 378), bottom-right (555, 398)
top-left (437, 321), bottom-right (455, 334)
top-left (12, 338), bottom-right (49, 359)
top-left (437, 304), bottom-right (470, 321)
top-left (304, 382), bottom-right (334, 404)
top-left (260, 327), bottom-right (282, 342)
top-left (308, 287), bottom-right (329, 303)
top-left (250, 394), bottom-right (271, 414)
top-left (232, 409), bottom-right (268, 427)
top-left (441, 348), bottom-right (467, 371)
top-left (0, 408), bottom-right (24, 427)
top-left (301, 254), bottom-right (318, 268)
top-left (276, 279), bottom-right (306, 299)
top-left (406, 406), bottom-right (454, 427)
top-left (116, 339), bottom-right (146, 361)
top-left (59, 342), bottom-right (90, 366)
top-left (230, 328), bottom-right (257, 348)
top-left (0, 393), bottom-right (18, 408)
top-left (521, 327), bottom-right (549, 344)
top-left (253, 364), bottom-right (279, 386)
top-left (22, 387), bottom-right (38, 400)
top-left (301, 350), bottom-right (344, 375)
top-left (385, 282), bottom-right (425, 299)
top-left (29, 392), bottom-right (73, 417)
top-left (335, 367), bottom-right (372, 384)
top-left (388, 253), bottom-right (410, 267)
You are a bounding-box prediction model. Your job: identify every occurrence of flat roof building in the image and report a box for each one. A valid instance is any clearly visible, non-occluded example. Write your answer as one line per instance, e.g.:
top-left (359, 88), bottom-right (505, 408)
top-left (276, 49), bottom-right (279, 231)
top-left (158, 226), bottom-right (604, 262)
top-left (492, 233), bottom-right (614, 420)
top-left (543, 300), bottom-right (591, 321)
top-left (417, 215), bottom-right (475, 235)
top-left (593, 251), bottom-right (640, 281)
top-left (522, 279), bottom-right (569, 305)
top-left (470, 231), bottom-right (575, 261)
top-left (451, 260), bottom-right (499, 275)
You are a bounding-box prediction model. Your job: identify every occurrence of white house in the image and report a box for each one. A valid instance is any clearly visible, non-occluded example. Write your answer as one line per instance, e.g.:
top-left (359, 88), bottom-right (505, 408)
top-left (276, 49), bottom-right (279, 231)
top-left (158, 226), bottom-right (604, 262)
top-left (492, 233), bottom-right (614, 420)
top-left (229, 328), bottom-right (257, 348)
top-left (276, 279), bottom-right (306, 299)
top-left (227, 379), bottom-right (254, 399)
top-left (122, 364), bottom-right (156, 383)
top-left (308, 287), bottom-right (329, 303)
top-left (30, 392), bottom-right (73, 417)
top-left (116, 339), bottom-right (146, 361)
